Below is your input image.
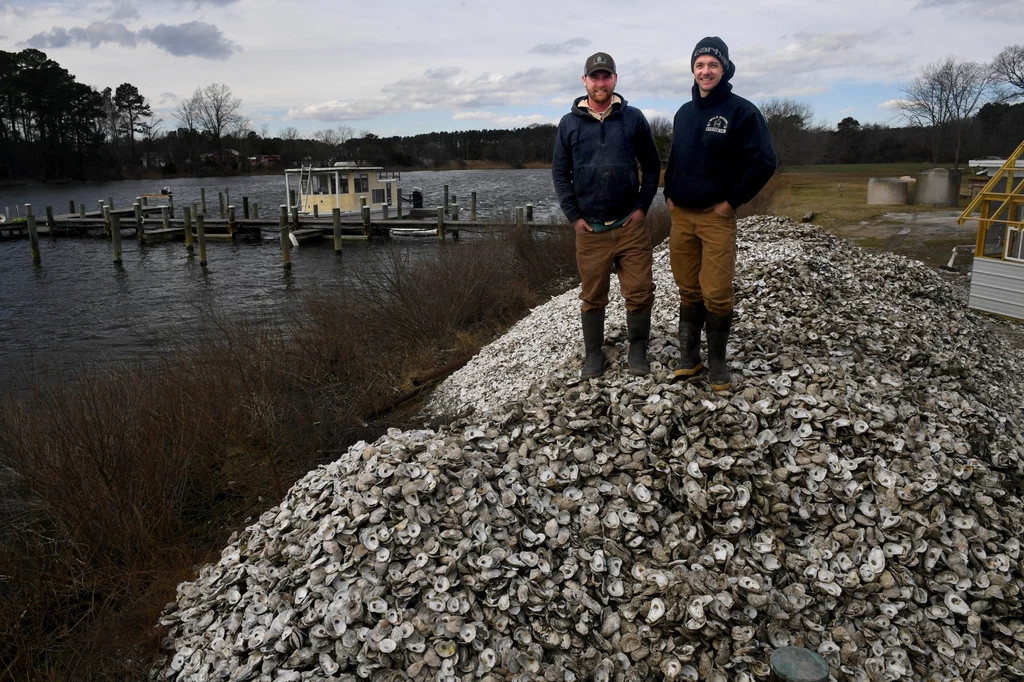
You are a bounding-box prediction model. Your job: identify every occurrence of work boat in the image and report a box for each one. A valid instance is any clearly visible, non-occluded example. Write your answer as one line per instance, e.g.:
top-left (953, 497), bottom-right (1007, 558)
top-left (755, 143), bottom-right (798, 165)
top-left (284, 162), bottom-right (400, 217)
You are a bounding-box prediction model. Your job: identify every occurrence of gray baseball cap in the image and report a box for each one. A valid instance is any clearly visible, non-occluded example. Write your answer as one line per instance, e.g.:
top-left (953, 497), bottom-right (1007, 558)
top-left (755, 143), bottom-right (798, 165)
top-left (584, 52), bottom-right (616, 76)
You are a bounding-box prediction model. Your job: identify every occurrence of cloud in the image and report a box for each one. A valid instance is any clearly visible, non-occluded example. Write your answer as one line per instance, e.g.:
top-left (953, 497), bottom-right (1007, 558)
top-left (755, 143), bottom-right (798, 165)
top-left (877, 99), bottom-right (906, 110)
top-left (528, 37), bottom-right (590, 56)
top-left (451, 111), bottom-right (555, 127)
top-left (912, 0), bottom-right (1024, 18)
top-left (24, 20), bottom-right (238, 59)
top-left (139, 21), bottom-right (239, 59)
top-left (191, 0), bottom-right (242, 4)
top-left (108, 0), bottom-right (139, 20)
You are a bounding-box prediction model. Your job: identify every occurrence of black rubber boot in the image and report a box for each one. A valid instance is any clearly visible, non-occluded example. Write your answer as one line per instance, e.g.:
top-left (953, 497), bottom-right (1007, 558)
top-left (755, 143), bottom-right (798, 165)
top-left (580, 310), bottom-right (607, 379)
top-left (705, 310), bottom-right (733, 391)
top-left (673, 302), bottom-right (705, 378)
top-left (626, 311), bottom-right (651, 376)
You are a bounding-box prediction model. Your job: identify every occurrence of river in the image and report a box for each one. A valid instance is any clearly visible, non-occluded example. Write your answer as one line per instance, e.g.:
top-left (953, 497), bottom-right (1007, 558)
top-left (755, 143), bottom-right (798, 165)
top-left (0, 169), bottom-right (561, 393)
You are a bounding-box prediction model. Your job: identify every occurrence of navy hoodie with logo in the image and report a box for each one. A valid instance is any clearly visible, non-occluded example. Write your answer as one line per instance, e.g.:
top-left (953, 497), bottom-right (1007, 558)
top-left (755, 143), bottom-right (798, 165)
top-left (552, 94), bottom-right (661, 224)
top-left (663, 81), bottom-right (776, 210)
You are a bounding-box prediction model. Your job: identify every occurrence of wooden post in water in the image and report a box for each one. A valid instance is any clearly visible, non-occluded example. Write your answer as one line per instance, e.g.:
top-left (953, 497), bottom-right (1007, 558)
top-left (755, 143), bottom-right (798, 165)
top-left (183, 206), bottom-right (194, 251)
top-left (279, 205), bottom-right (291, 269)
top-left (103, 206), bottom-right (111, 237)
top-left (161, 206), bottom-right (170, 230)
top-left (452, 203), bottom-right (460, 220)
top-left (98, 199), bottom-right (105, 219)
top-left (382, 203), bottom-right (389, 220)
top-left (79, 204), bottom-right (86, 218)
top-left (228, 206), bottom-right (235, 239)
top-left (291, 206), bottom-right (299, 232)
top-left (437, 206), bottom-right (445, 241)
top-left (516, 206), bottom-right (524, 229)
top-left (289, 190), bottom-right (296, 209)
top-left (45, 206), bottom-right (55, 229)
top-left (25, 204), bottom-right (40, 263)
top-left (191, 202), bottom-right (198, 220)
top-left (397, 185), bottom-right (403, 219)
top-left (68, 200), bottom-right (75, 214)
top-left (141, 196), bottom-right (148, 207)
top-left (313, 204), bottom-right (319, 219)
top-left (332, 208), bottom-right (342, 254)
top-left (471, 191), bottom-right (477, 220)
top-left (110, 214), bottom-right (122, 264)
top-left (253, 203), bottom-right (259, 219)
top-left (443, 185), bottom-right (449, 214)
top-left (361, 205), bottom-right (370, 238)
top-left (200, 188), bottom-right (207, 213)
top-left (243, 196), bottom-right (250, 219)
top-left (134, 203), bottom-right (145, 243)
top-left (196, 213), bottom-right (208, 265)
top-left (218, 191), bottom-right (225, 218)
top-left (225, 188), bottom-right (230, 210)
top-left (107, 196), bottom-right (114, 210)
top-left (168, 194), bottom-right (175, 218)
top-left (526, 204), bottom-right (534, 222)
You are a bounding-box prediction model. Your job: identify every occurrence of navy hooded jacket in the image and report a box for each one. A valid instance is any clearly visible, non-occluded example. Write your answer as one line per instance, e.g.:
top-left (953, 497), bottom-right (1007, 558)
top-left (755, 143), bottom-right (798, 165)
top-left (663, 82), bottom-right (776, 210)
top-left (552, 94), bottom-right (661, 224)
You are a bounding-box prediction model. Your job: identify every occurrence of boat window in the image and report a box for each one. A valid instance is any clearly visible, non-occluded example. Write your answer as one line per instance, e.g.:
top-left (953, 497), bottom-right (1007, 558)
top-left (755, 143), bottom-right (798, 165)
top-left (338, 174), bottom-right (349, 194)
top-left (354, 173), bottom-right (369, 193)
top-left (372, 188), bottom-right (385, 204)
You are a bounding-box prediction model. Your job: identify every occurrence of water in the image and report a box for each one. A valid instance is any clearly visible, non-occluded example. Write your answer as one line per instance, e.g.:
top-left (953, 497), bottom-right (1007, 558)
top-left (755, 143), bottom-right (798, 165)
top-left (0, 169), bottom-right (560, 392)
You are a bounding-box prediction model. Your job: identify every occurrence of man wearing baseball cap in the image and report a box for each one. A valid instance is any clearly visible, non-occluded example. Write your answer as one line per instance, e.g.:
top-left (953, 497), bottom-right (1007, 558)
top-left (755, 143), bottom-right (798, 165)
top-left (552, 52), bottom-right (661, 379)
top-left (663, 37), bottom-right (776, 391)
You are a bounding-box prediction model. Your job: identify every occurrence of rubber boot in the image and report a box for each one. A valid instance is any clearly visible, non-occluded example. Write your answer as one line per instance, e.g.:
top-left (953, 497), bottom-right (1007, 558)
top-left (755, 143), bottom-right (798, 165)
top-left (705, 310), bottom-right (732, 391)
top-left (580, 310), bottom-right (607, 379)
top-left (673, 302), bottom-right (705, 378)
top-left (626, 311), bottom-right (651, 376)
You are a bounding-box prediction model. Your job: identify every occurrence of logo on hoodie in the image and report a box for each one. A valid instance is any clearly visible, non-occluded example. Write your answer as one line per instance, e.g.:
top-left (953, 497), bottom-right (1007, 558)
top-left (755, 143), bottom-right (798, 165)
top-left (706, 116), bottom-right (728, 134)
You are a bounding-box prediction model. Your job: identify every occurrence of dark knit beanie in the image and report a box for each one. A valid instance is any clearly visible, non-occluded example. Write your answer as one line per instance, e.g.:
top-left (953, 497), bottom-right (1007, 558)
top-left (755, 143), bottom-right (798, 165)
top-left (691, 36), bottom-right (736, 82)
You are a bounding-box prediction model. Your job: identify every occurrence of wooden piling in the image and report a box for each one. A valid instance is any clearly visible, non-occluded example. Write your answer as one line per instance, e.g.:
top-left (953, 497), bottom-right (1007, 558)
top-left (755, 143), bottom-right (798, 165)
top-left (110, 214), bottom-right (122, 264)
top-left (279, 205), bottom-right (291, 269)
top-left (68, 200), bottom-right (75, 214)
top-left (141, 196), bottom-right (148, 207)
top-left (161, 206), bottom-right (170, 230)
top-left (25, 204), bottom-right (40, 263)
top-left (168, 193), bottom-right (175, 218)
top-left (452, 203), bottom-right (460, 220)
top-left (253, 203), bottom-right (259, 219)
top-left (225, 188), bottom-right (230, 210)
top-left (228, 206), bottom-right (235, 239)
top-left (437, 207), bottom-right (445, 241)
top-left (382, 203), bottom-right (389, 220)
top-left (443, 185), bottom-right (449, 213)
top-left (291, 206), bottom-right (299, 231)
top-left (183, 206), bottom-right (194, 251)
top-left (200, 188), bottom-right (207, 213)
top-left (103, 205), bottom-right (111, 237)
top-left (471, 191), bottom-right (477, 220)
top-left (196, 213), bottom-right (208, 265)
top-left (243, 196), bottom-right (250, 219)
top-left (134, 203), bottom-right (144, 243)
top-left (289, 189), bottom-right (296, 209)
top-left (397, 186), bottom-right (403, 219)
top-left (332, 208), bottom-right (342, 254)
top-left (361, 206), bottom-right (370, 238)
top-left (107, 196), bottom-right (114, 210)
top-left (313, 204), bottom-right (319, 219)
top-left (79, 204), bottom-right (86, 218)
top-left (45, 205), bottom-right (55, 229)
top-left (218, 191), bottom-right (225, 218)
top-left (192, 202), bottom-right (199, 220)
top-left (526, 203), bottom-right (534, 222)
top-left (98, 199), bottom-right (105, 218)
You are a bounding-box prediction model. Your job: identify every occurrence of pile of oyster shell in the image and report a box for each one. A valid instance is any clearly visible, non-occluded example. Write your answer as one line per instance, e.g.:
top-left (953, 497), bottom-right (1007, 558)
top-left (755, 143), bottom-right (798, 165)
top-left (153, 217), bottom-right (1024, 682)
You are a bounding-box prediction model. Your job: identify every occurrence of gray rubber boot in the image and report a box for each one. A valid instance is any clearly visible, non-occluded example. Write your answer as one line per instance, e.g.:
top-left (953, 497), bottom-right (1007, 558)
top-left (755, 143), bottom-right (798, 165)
top-left (705, 310), bottom-right (732, 391)
top-left (626, 311), bottom-right (651, 376)
top-left (673, 302), bottom-right (705, 378)
top-left (581, 310), bottom-right (607, 379)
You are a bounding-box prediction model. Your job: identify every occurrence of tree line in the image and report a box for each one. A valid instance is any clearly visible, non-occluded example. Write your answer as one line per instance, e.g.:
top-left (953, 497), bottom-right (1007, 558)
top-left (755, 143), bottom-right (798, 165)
top-left (2, 46), bottom-right (1024, 183)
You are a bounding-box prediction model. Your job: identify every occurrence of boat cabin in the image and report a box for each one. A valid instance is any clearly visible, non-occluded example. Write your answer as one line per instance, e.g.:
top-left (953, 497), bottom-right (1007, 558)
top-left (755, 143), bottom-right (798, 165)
top-left (285, 162), bottom-right (400, 215)
top-left (961, 144), bottom-right (1024, 321)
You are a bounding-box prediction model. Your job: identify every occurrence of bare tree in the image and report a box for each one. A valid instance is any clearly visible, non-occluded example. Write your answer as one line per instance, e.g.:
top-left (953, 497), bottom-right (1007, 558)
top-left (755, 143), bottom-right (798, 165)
top-left (648, 116), bottom-right (672, 164)
top-left (193, 83), bottom-right (244, 165)
top-left (313, 128), bottom-right (341, 164)
top-left (894, 56), bottom-right (994, 169)
top-left (994, 44), bottom-right (1024, 101)
top-left (172, 93), bottom-right (200, 163)
top-left (758, 98), bottom-right (816, 171)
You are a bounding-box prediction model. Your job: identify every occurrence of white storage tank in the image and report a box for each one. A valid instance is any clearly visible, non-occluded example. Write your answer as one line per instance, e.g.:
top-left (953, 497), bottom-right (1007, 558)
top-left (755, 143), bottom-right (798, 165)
top-left (866, 178), bottom-right (908, 205)
top-left (914, 168), bottom-right (961, 207)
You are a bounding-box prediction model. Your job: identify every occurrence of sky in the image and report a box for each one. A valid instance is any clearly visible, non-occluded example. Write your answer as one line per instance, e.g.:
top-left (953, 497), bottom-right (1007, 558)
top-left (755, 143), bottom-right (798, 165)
top-left (2, 0), bottom-right (1023, 139)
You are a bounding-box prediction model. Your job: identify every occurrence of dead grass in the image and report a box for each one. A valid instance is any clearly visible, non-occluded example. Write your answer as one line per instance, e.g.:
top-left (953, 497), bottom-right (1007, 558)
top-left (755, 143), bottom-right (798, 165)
top-left (0, 220), bottom-right (583, 681)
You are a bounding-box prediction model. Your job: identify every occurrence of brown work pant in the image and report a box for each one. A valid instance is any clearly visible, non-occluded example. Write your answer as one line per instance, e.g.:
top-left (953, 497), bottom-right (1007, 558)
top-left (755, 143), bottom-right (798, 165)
top-left (669, 206), bottom-right (736, 316)
top-left (576, 220), bottom-right (655, 314)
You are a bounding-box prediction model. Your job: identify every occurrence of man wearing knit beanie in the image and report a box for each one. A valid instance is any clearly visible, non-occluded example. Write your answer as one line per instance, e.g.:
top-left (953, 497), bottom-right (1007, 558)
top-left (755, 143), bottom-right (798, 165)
top-left (663, 36), bottom-right (776, 392)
